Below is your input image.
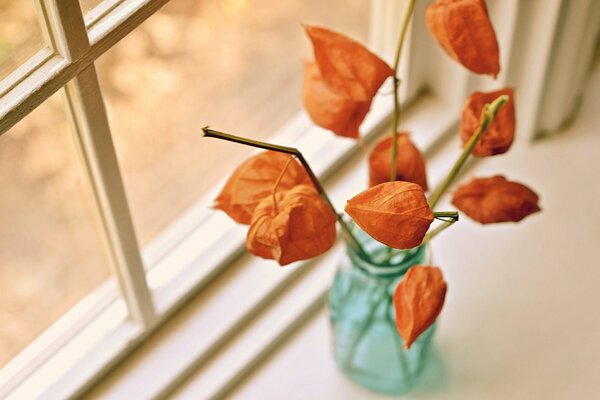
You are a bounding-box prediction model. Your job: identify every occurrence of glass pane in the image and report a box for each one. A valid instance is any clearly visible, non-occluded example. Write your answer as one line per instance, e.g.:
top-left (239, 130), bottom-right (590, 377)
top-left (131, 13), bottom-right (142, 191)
top-left (96, 0), bottom-right (370, 247)
top-left (0, 1), bottom-right (46, 81)
top-left (79, 0), bottom-right (104, 13)
top-left (0, 94), bottom-right (113, 368)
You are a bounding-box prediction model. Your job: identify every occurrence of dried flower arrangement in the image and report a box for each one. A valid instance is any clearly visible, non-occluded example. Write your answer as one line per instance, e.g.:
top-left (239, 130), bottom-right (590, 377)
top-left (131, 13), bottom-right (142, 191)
top-left (202, 0), bottom-right (540, 357)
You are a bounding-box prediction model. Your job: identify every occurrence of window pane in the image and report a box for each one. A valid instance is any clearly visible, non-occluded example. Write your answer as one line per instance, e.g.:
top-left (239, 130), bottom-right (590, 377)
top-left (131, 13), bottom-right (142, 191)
top-left (79, 0), bottom-right (104, 13)
top-left (96, 0), bottom-right (370, 247)
top-left (0, 1), bottom-right (46, 81)
top-left (0, 94), bottom-right (113, 368)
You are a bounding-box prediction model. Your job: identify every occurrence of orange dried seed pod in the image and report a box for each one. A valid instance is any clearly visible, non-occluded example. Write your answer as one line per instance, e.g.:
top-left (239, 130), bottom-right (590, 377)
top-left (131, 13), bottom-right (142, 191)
top-left (344, 181), bottom-right (434, 249)
top-left (393, 265), bottom-right (447, 349)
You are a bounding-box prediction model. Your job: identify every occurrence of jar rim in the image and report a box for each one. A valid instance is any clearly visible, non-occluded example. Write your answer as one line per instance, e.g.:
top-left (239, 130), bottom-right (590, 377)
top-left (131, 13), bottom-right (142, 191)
top-left (347, 243), bottom-right (428, 277)
top-left (344, 221), bottom-right (429, 278)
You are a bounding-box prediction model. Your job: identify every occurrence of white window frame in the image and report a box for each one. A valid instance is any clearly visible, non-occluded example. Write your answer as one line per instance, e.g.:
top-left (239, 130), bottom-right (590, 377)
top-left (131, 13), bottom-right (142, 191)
top-left (0, 0), bottom-right (597, 398)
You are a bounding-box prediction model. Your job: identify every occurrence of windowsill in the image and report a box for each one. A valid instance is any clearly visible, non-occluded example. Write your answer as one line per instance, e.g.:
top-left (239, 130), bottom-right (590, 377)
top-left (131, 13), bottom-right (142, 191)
top-left (184, 65), bottom-right (600, 399)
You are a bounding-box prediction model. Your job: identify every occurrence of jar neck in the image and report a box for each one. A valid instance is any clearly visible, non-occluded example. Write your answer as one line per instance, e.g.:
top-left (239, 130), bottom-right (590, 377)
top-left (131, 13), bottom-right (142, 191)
top-left (347, 242), bottom-right (427, 279)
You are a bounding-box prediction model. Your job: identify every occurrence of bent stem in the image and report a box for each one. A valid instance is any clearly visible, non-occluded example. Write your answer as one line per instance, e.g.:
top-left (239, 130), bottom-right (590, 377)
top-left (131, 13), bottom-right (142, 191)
top-left (201, 126), bottom-right (368, 258)
top-left (390, 0), bottom-right (416, 182)
top-left (428, 95), bottom-right (509, 209)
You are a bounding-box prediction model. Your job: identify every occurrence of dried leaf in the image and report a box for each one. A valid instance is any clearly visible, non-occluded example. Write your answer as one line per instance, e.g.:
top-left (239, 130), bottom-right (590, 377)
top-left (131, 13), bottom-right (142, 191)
top-left (304, 25), bottom-right (394, 102)
top-left (302, 62), bottom-right (371, 139)
top-left (215, 151), bottom-right (310, 224)
top-left (344, 181), bottom-right (434, 249)
top-left (461, 88), bottom-right (515, 156)
top-left (368, 133), bottom-right (428, 190)
top-left (393, 265), bottom-right (447, 349)
top-left (452, 175), bottom-right (541, 224)
top-left (425, 0), bottom-right (500, 77)
top-left (246, 184), bottom-right (336, 266)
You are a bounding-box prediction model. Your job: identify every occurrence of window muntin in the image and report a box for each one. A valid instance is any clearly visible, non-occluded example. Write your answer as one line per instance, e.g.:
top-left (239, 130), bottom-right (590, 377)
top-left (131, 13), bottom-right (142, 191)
top-left (95, 0), bottom-right (370, 247)
top-left (0, 93), bottom-right (114, 368)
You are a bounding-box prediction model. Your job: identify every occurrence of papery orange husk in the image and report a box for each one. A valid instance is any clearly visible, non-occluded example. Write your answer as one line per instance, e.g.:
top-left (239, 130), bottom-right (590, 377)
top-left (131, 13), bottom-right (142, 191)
top-left (393, 265), bottom-right (447, 349)
top-left (214, 151), bottom-right (310, 224)
top-left (344, 181), bottom-right (434, 249)
top-left (461, 88), bottom-right (515, 157)
top-left (246, 184), bottom-right (336, 266)
top-left (425, 0), bottom-right (500, 77)
top-left (302, 62), bottom-right (371, 139)
top-left (368, 133), bottom-right (428, 190)
top-left (452, 175), bottom-right (541, 224)
top-left (304, 25), bottom-right (394, 102)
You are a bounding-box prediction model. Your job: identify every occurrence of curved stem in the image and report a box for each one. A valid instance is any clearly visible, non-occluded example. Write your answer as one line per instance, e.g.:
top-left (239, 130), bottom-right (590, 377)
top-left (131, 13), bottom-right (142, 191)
top-left (201, 127), bottom-right (368, 258)
top-left (390, 0), bottom-right (416, 182)
top-left (428, 95), bottom-right (509, 209)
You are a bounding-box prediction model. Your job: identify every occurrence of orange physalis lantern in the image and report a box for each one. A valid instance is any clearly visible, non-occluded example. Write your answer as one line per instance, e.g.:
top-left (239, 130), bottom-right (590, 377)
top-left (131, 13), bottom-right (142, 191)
top-left (304, 25), bottom-right (394, 102)
top-left (452, 175), bottom-right (541, 224)
top-left (461, 88), bottom-right (515, 156)
top-left (393, 265), bottom-right (447, 349)
top-left (344, 181), bottom-right (434, 249)
top-left (425, 0), bottom-right (500, 77)
top-left (246, 184), bottom-right (336, 266)
top-left (214, 151), bottom-right (310, 224)
top-left (368, 133), bottom-right (428, 190)
top-left (302, 62), bottom-right (371, 139)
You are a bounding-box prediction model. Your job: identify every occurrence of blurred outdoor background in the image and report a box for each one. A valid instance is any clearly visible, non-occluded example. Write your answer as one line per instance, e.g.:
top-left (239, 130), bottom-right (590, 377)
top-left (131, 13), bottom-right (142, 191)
top-left (0, 0), bottom-right (369, 367)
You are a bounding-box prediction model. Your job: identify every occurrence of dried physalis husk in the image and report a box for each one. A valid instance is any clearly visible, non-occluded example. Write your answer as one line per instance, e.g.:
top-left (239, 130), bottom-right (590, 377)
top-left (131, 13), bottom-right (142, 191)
top-left (425, 0), bottom-right (500, 77)
top-left (393, 265), bottom-right (447, 349)
top-left (344, 181), bottom-right (434, 249)
top-left (461, 88), bottom-right (515, 156)
top-left (368, 133), bottom-right (428, 190)
top-left (304, 25), bottom-right (394, 102)
top-left (302, 62), bottom-right (372, 139)
top-left (246, 184), bottom-right (336, 266)
top-left (452, 175), bottom-right (541, 224)
top-left (214, 151), bottom-right (310, 224)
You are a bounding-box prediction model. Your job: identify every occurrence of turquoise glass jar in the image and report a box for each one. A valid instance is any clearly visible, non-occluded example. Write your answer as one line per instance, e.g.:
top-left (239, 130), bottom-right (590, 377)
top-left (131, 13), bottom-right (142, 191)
top-left (328, 225), bottom-right (436, 394)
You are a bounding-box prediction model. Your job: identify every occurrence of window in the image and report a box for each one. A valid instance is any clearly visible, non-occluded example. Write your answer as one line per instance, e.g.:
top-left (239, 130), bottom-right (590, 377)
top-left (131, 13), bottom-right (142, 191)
top-left (0, 0), bottom-right (374, 398)
top-left (1, 0), bottom-right (596, 398)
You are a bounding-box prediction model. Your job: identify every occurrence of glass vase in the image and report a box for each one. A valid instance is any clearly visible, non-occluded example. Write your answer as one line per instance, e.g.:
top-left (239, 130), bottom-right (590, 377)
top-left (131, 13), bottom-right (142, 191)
top-left (328, 224), bottom-right (436, 394)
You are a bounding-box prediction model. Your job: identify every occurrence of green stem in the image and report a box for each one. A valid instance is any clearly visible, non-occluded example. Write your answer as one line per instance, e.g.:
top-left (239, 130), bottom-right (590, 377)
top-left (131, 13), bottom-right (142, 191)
top-left (433, 211), bottom-right (459, 221)
top-left (385, 293), bottom-right (412, 384)
top-left (201, 127), bottom-right (368, 258)
top-left (423, 220), bottom-right (456, 244)
top-left (428, 95), bottom-right (510, 209)
top-left (343, 284), bottom-right (388, 370)
top-left (378, 211), bottom-right (458, 264)
top-left (390, 0), bottom-right (416, 182)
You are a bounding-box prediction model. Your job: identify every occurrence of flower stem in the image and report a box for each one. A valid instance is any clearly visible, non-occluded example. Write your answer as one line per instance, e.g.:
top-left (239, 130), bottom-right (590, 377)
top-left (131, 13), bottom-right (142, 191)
top-left (385, 293), bottom-right (412, 384)
top-left (433, 211), bottom-right (459, 222)
top-left (201, 126), bottom-right (368, 258)
top-left (271, 155), bottom-right (294, 212)
top-left (390, 0), bottom-right (416, 182)
top-left (428, 95), bottom-right (510, 209)
top-left (343, 284), bottom-right (388, 370)
top-left (423, 220), bottom-right (456, 244)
